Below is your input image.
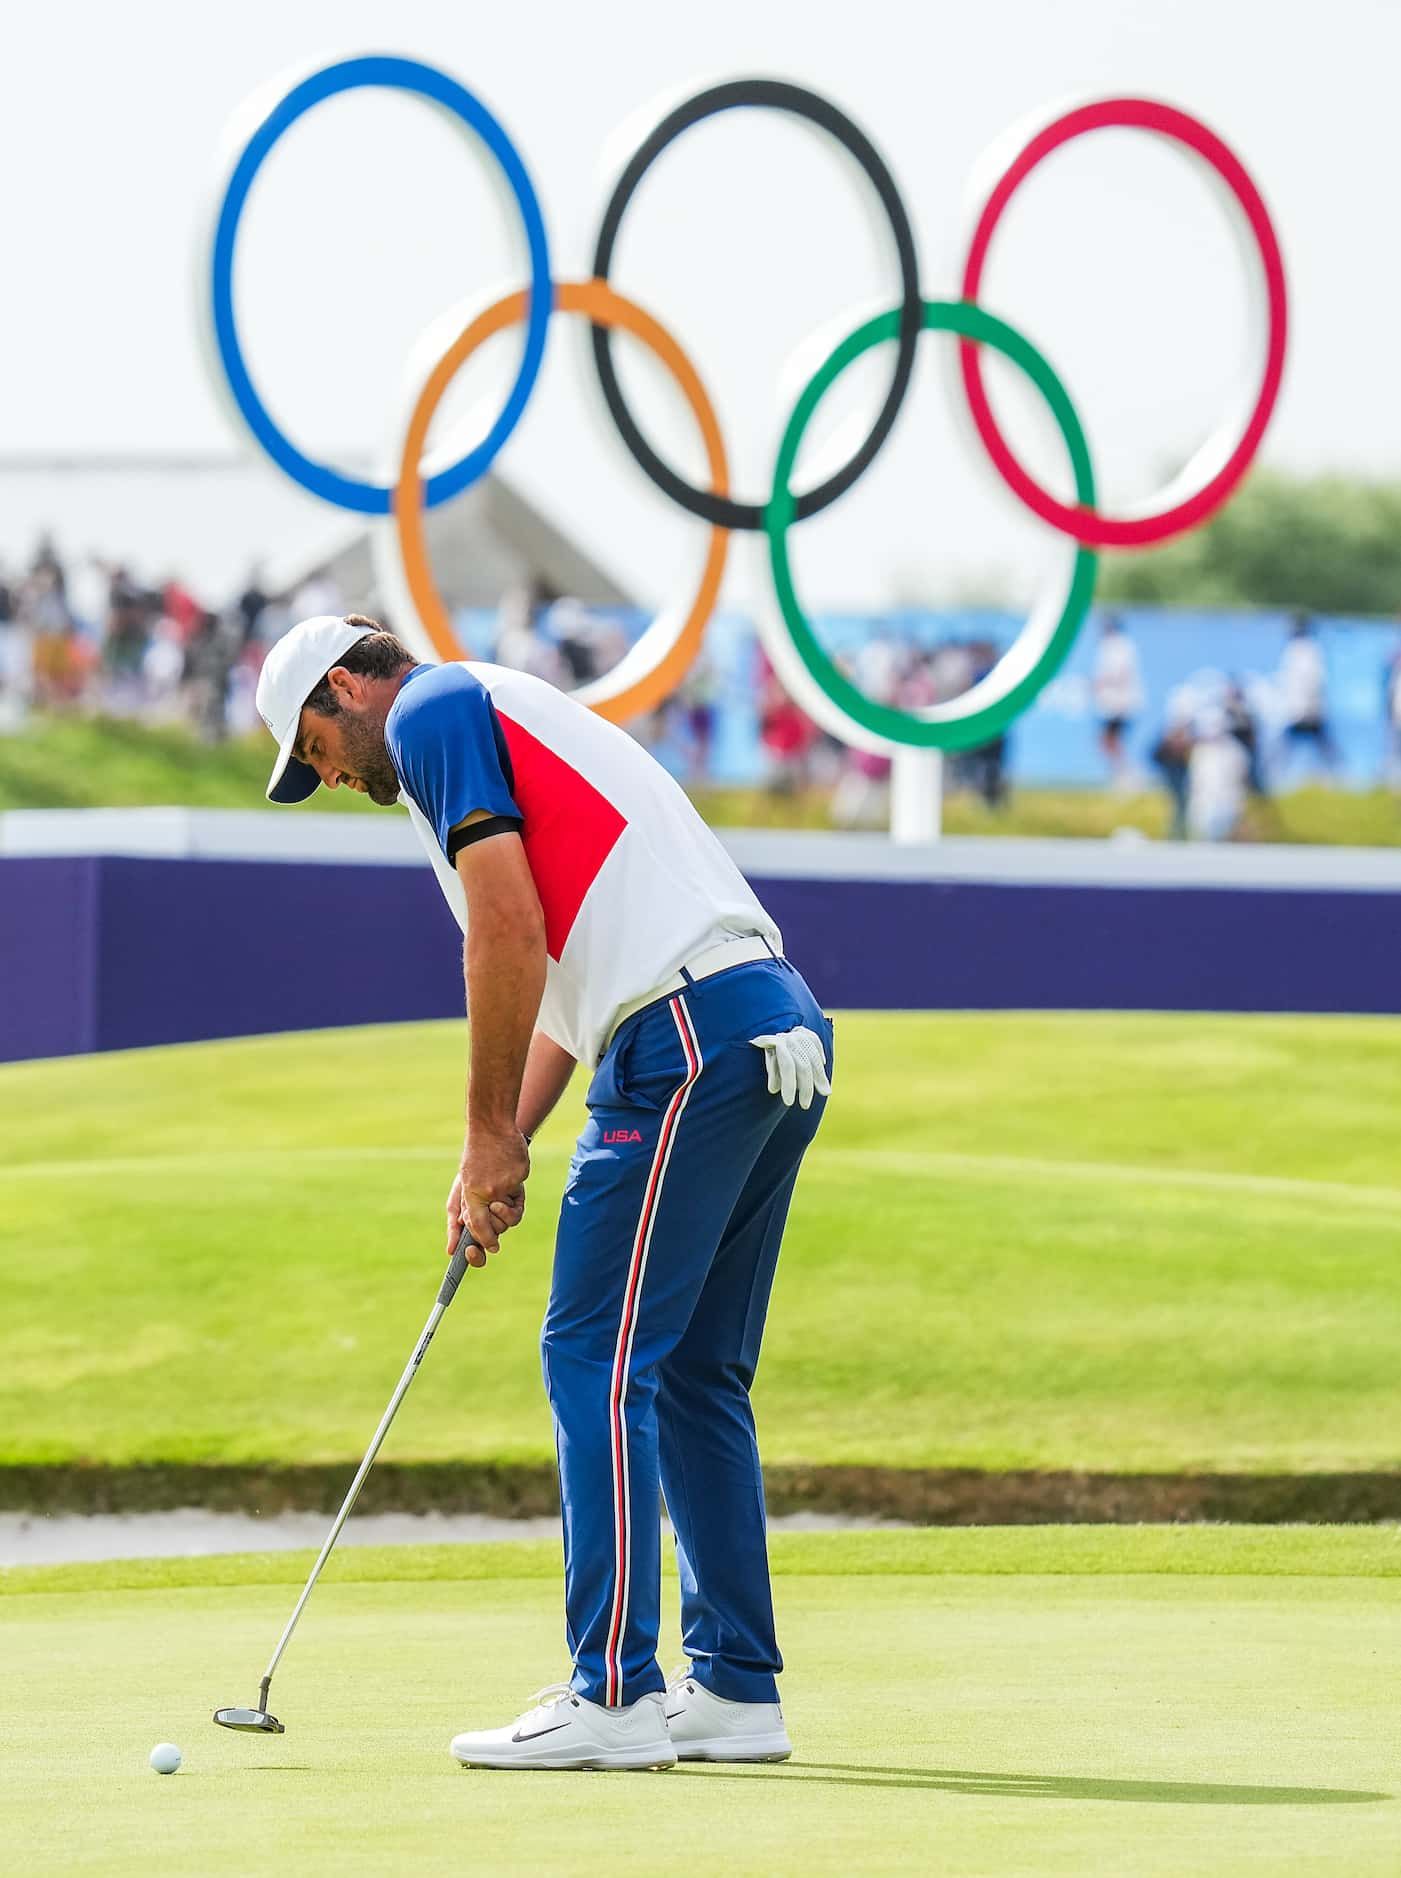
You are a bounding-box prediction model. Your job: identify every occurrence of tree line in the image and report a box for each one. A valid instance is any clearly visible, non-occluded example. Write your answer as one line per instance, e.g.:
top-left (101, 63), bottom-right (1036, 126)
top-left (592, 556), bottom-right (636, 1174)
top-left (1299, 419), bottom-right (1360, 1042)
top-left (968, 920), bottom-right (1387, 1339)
top-left (1097, 471), bottom-right (1401, 617)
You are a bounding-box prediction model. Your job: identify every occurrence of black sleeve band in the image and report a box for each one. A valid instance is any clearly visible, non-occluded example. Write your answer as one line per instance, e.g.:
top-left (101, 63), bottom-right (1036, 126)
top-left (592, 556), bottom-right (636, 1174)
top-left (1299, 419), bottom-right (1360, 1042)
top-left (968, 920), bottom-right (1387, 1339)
top-left (446, 814), bottom-right (524, 863)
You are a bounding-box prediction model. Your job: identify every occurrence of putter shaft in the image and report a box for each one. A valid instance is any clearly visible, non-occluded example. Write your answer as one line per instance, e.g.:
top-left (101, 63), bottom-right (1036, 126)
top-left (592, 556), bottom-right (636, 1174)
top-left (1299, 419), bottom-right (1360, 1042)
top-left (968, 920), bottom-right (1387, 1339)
top-left (257, 1239), bottom-right (472, 1699)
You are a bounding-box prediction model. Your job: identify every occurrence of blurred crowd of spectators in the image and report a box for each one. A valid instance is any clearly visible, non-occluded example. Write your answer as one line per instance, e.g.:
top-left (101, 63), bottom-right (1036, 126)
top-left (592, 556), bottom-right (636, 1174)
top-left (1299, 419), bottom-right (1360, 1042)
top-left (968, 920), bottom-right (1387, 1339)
top-left (754, 610), bottom-right (1401, 840)
top-left (1111, 612), bottom-right (1401, 841)
top-left (751, 634), bottom-right (1010, 829)
top-left (0, 534), bottom-right (300, 741)
top-left (4, 534), bottom-right (1401, 842)
top-left (0, 548), bottom-right (644, 747)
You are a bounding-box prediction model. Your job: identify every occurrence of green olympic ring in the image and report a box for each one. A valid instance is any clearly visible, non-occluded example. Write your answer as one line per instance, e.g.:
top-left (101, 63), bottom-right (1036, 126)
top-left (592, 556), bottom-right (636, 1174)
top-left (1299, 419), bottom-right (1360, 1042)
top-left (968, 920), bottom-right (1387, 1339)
top-left (764, 300), bottom-right (1098, 753)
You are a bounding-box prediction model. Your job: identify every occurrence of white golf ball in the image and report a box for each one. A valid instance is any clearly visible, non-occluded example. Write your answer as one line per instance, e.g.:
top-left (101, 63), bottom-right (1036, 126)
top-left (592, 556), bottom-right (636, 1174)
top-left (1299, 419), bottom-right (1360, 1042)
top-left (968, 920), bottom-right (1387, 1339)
top-left (148, 1742), bottom-right (182, 1775)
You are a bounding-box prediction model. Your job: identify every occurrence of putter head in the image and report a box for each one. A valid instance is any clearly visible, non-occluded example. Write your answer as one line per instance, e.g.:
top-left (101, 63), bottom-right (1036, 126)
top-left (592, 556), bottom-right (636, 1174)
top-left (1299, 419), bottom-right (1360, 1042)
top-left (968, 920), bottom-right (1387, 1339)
top-left (213, 1706), bottom-right (285, 1734)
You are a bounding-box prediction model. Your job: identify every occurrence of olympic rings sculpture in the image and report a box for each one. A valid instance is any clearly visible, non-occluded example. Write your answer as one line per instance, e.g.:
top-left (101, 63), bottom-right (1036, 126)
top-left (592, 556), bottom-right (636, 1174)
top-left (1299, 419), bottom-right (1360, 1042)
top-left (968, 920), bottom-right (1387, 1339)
top-left (205, 54), bottom-right (1287, 754)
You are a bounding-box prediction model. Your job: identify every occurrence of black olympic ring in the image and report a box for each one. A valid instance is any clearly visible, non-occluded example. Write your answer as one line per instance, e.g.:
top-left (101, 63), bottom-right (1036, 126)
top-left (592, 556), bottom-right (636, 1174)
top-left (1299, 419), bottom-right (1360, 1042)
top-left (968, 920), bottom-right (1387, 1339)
top-left (589, 77), bottom-right (923, 534)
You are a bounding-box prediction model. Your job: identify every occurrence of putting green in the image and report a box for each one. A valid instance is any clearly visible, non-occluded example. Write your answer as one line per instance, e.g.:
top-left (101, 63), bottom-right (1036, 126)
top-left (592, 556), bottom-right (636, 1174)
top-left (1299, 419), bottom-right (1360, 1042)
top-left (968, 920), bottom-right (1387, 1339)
top-left (4, 1013), bottom-right (1401, 1480)
top-left (3, 1529), bottom-right (1398, 1876)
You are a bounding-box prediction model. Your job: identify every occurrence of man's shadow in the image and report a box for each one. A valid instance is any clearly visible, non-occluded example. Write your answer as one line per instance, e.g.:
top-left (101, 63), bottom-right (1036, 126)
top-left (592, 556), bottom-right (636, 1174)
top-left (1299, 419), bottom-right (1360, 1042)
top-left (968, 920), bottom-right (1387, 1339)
top-left (674, 1762), bottom-right (1389, 1806)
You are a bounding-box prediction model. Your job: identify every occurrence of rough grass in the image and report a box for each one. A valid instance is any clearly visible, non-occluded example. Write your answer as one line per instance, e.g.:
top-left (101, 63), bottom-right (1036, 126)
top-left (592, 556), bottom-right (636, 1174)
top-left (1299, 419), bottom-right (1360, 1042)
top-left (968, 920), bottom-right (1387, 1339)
top-left (2, 1013), bottom-right (1399, 1477)
top-left (0, 713), bottom-right (377, 813)
top-left (2, 1529), bottom-right (1398, 1877)
top-left (689, 781), bottom-right (1401, 846)
top-left (2, 710), bottom-right (1398, 842)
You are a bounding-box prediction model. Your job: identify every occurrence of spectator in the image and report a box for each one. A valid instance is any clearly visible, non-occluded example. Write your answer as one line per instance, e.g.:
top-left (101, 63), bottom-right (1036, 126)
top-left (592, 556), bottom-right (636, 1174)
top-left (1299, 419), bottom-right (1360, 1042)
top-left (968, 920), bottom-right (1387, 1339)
top-left (236, 565), bottom-right (269, 647)
top-left (959, 638), bottom-right (1009, 809)
top-left (66, 552), bottom-right (109, 640)
top-left (1151, 689), bottom-right (1194, 841)
top-left (495, 578), bottom-right (566, 686)
top-left (142, 622), bottom-right (187, 723)
top-left (29, 532), bottom-right (67, 604)
top-left (184, 610), bottom-right (240, 743)
top-left (550, 599), bottom-right (603, 685)
top-left (1092, 614), bottom-right (1144, 787)
top-left (856, 633), bottom-right (903, 705)
top-left (677, 654), bottom-right (721, 784)
top-left (928, 638), bottom-right (974, 705)
top-left (100, 565), bottom-right (150, 715)
top-left (1276, 613), bottom-right (1337, 776)
top-left (161, 575), bottom-right (203, 646)
top-left (25, 556), bottom-right (81, 710)
top-left (587, 615), bottom-right (630, 684)
top-left (758, 653), bottom-right (818, 795)
top-left (1187, 705), bottom-right (1248, 842)
top-left (1223, 678), bottom-right (1266, 797)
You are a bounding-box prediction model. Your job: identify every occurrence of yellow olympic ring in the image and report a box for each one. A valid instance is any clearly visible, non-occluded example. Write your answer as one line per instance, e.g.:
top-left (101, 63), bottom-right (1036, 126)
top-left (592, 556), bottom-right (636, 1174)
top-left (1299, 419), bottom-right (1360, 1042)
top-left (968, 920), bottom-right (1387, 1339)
top-left (390, 279), bottom-right (730, 725)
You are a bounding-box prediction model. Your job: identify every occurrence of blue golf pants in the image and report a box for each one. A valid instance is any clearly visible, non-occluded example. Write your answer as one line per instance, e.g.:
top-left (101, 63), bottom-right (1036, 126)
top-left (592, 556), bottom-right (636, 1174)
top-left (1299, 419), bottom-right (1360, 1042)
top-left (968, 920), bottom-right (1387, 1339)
top-left (541, 954), bottom-right (831, 1709)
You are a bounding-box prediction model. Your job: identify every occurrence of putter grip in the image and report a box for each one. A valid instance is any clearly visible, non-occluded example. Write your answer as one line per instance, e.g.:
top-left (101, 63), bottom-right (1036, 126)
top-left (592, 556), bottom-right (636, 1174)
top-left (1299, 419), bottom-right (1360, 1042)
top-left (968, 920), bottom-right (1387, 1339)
top-left (437, 1236), bottom-right (473, 1307)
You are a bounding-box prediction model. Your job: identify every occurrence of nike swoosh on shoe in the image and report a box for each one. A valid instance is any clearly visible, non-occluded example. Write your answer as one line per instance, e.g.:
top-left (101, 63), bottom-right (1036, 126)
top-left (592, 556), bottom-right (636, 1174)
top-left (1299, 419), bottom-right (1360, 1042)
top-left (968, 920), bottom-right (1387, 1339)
top-left (511, 1721), bottom-right (574, 1743)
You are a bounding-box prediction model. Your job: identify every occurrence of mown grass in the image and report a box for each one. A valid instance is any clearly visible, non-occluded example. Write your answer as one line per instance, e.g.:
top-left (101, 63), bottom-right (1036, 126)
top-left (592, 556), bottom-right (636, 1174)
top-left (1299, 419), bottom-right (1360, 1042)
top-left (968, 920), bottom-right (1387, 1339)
top-left (3, 1529), bottom-right (1398, 1877)
top-left (2, 1013), bottom-right (1399, 1475)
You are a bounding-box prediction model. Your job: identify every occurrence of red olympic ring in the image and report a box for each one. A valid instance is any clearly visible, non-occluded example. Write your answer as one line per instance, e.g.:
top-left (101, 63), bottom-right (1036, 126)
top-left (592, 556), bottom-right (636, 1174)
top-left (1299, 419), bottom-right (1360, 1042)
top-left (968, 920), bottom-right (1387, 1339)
top-left (958, 97), bottom-right (1288, 550)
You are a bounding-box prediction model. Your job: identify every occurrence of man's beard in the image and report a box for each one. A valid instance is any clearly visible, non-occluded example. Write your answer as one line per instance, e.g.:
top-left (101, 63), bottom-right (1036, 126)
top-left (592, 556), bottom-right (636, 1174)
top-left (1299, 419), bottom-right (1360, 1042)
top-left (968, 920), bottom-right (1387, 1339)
top-left (337, 709), bottom-right (400, 805)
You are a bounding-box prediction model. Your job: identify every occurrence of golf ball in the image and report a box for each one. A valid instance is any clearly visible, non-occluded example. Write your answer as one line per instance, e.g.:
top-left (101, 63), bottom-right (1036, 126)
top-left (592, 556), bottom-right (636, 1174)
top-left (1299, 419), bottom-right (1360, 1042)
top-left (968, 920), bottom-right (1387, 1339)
top-left (148, 1742), bottom-right (182, 1775)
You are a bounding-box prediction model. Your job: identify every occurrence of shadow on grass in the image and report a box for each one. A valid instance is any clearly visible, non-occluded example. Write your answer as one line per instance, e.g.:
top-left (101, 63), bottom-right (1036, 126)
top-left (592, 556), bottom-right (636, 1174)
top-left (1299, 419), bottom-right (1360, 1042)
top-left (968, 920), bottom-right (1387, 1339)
top-left (676, 1762), bottom-right (1390, 1806)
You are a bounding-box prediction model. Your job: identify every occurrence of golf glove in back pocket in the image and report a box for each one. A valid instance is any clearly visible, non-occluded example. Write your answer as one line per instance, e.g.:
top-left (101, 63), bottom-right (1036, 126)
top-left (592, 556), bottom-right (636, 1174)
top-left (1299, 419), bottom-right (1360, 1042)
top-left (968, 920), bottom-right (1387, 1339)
top-left (750, 1026), bottom-right (832, 1110)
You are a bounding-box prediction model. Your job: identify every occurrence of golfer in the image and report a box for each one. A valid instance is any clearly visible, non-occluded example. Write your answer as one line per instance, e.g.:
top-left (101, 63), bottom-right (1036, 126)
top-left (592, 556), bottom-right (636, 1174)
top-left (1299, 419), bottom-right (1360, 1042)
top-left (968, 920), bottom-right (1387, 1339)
top-left (256, 614), bottom-right (832, 1771)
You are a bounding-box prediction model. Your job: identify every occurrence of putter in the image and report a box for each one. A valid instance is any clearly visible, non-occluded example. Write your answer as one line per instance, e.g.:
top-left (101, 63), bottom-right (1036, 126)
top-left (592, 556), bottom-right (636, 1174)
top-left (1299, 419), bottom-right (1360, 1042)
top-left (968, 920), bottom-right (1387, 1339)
top-left (213, 1231), bottom-right (475, 1736)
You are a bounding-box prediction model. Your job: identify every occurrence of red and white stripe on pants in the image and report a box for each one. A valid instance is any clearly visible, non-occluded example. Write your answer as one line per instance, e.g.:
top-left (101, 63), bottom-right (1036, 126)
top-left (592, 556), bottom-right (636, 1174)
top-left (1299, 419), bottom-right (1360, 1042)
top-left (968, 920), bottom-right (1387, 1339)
top-left (601, 993), bottom-right (702, 1706)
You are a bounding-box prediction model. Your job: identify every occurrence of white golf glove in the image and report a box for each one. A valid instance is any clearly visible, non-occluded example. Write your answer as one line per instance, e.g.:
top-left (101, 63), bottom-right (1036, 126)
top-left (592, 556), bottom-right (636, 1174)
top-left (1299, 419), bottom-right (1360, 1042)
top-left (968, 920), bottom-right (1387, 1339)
top-left (750, 1026), bottom-right (832, 1110)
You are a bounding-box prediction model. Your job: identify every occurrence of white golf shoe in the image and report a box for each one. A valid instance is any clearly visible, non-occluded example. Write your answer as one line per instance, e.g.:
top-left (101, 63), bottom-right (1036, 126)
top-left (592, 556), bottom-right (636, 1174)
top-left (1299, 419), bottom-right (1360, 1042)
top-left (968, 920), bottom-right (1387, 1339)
top-left (450, 1684), bottom-right (675, 1771)
top-left (664, 1668), bottom-right (793, 1762)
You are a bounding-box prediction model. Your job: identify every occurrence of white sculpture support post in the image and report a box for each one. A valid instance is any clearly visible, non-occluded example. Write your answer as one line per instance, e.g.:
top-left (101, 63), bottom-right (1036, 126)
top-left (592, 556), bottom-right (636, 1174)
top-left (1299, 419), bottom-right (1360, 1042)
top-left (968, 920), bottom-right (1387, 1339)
top-left (890, 747), bottom-right (943, 845)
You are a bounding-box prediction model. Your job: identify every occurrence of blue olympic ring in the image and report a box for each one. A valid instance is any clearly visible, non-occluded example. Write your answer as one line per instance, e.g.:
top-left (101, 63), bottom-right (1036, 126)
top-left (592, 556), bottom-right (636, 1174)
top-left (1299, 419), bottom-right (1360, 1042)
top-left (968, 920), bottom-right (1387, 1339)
top-left (209, 54), bottom-right (552, 516)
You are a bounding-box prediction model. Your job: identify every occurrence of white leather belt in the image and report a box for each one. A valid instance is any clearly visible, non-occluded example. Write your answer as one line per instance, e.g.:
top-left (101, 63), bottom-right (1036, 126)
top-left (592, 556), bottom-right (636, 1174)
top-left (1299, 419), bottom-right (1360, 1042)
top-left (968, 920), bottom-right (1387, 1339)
top-left (604, 934), bottom-right (781, 1053)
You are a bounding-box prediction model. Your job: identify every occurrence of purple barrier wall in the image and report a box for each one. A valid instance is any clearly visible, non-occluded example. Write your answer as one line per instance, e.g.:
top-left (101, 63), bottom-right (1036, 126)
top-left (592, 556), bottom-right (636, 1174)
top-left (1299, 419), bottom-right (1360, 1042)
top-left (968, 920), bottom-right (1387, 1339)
top-left (760, 876), bottom-right (1401, 1016)
top-left (0, 859), bottom-right (100, 1059)
top-left (92, 857), bottom-right (464, 1052)
top-left (2, 854), bottom-right (1397, 1064)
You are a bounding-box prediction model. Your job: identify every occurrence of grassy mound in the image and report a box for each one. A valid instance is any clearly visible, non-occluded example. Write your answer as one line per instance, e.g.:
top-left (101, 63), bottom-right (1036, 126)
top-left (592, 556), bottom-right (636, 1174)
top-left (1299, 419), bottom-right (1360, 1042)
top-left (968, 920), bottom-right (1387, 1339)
top-left (3, 1013), bottom-right (1400, 1483)
top-left (3, 710), bottom-right (1399, 841)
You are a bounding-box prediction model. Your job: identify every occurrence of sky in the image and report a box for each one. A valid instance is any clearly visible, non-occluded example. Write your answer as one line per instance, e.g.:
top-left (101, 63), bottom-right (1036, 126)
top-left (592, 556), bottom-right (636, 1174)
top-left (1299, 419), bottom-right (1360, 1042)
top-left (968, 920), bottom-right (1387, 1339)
top-left (2, 0), bottom-right (1396, 610)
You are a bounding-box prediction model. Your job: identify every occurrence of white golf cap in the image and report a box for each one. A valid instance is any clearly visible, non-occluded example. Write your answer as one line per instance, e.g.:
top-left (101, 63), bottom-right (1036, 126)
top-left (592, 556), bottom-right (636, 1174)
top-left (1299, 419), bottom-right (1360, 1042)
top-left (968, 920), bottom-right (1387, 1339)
top-left (255, 615), bottom-right (378, 803)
